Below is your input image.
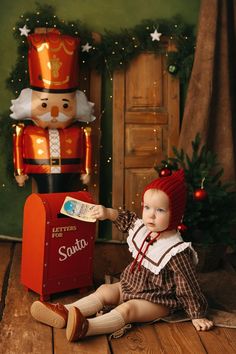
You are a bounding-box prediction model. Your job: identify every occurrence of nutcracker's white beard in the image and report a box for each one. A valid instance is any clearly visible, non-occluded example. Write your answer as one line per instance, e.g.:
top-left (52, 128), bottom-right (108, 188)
top-left (10, 88), bottom-right (95, 122)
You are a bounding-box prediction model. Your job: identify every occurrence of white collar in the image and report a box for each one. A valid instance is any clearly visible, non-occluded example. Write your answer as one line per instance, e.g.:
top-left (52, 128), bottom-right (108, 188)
top-left (127, 219), bottom-right (198, 274)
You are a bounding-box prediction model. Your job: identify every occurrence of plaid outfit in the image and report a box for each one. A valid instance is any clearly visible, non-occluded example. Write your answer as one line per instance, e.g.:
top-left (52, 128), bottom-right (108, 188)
top-left (114, 210), bottom-right (208, 319)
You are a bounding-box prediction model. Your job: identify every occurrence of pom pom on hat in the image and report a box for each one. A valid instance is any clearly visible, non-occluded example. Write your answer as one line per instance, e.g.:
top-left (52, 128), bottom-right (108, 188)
top-left (142, 169), bottom-right (187, 230)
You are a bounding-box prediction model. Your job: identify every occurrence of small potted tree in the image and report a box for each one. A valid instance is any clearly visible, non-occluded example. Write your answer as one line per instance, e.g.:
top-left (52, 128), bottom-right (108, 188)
top-left (155, 133), bottom-right (236, 272)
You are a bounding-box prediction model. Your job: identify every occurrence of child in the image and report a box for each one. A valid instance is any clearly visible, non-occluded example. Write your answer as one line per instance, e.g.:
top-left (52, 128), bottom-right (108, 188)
top-left (30, 169), bottom-right (213, 341)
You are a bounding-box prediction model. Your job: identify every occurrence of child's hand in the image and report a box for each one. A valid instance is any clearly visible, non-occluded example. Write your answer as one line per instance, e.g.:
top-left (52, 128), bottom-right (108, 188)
top-left (90, 205), bottom-right (118, 221)
top-left (90, 205), bottom-right (107, 220)
top-left (192, 318), bottom-right (214, 331)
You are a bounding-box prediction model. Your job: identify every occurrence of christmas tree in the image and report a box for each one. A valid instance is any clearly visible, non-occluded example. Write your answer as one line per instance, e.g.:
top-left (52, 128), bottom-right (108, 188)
top-left (155, 133), bottom-right (236, 246)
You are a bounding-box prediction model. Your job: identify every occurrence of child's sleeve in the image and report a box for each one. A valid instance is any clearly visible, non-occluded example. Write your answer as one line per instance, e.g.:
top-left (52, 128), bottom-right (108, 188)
top-left (168, 249), bottom-right (208, 319)
top-left (113, 210), bottom-right (138, 233)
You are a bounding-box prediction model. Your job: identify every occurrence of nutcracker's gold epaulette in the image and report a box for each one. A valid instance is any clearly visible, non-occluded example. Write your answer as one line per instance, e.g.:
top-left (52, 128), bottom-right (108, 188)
top-left (84, 126), bottom-right (92, 136)
top-left (12, 122), bottom-right (25, 136)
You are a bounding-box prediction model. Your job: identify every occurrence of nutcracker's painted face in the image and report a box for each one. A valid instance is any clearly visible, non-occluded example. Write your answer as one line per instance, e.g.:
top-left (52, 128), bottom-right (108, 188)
top-left (10, 88), bottom-right (95, 125)
top-left (31, 91), bottom-right (76, 129)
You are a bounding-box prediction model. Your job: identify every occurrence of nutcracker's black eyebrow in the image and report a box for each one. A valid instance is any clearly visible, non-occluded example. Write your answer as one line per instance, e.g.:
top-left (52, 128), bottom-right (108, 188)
top-left (62, 99), bottom-right (70, 102)
top-left (41, 98), bottom-right (48, 101)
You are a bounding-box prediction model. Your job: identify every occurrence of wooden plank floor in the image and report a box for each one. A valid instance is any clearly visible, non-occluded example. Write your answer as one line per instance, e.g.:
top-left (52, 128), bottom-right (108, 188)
top-left (0, 241), bottom-right (236, 354)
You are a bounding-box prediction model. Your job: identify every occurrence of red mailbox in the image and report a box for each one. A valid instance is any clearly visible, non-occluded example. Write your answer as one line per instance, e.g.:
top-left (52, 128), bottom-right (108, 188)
top-left (21, 191), bottom-right (96, 300)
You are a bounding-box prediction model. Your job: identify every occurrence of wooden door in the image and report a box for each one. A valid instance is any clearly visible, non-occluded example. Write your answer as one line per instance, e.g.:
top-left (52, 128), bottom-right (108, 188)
top-left (112, 46), bottom-right (179, 240)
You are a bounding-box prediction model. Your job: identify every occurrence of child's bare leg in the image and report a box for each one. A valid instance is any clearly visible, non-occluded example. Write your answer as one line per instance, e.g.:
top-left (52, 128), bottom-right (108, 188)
top-left (66, 282), bottom-right (122, 316)
top-left (94, 282), bottom-right (123, 305)
top-left (116, 298), bottom-right (169, 323)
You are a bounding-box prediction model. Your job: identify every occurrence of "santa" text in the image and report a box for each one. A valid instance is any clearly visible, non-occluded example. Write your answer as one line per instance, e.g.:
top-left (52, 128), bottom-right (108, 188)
top-left (58, 238), bottom-right (88, 261)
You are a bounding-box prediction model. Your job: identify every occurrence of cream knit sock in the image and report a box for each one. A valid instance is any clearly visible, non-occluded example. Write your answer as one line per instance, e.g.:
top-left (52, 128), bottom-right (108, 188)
top-left (86, 309), bottom-right (125, 336)
top-left (65, 293), bottom-right (103, 317)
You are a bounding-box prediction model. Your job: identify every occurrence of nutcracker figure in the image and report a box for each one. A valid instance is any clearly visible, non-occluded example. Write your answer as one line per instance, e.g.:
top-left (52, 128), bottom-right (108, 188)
top-left (10, 29), bottom-right (95, 193)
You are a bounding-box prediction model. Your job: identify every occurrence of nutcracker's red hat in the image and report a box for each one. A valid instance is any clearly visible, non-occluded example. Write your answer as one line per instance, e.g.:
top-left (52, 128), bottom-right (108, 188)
top-left (142, 169), bottom-right (187, 230)
top-left (27, 30), bottom-right (80, 93)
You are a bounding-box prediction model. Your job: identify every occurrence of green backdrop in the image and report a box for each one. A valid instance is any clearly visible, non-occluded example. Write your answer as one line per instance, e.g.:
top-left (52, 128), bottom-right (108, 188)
top-left (0, 0), bottom-right (200, 239)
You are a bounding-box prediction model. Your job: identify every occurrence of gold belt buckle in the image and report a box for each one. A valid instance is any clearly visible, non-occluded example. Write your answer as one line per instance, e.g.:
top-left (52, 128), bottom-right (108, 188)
top-left (50, 157), bottom-right (61, 166)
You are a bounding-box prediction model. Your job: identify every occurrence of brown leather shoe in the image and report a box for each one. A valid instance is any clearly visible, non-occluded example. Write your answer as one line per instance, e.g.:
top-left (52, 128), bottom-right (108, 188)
top-left (66, 306), bottom-right (89, 342)
top-left (30, 300), bottom-right (68, 328)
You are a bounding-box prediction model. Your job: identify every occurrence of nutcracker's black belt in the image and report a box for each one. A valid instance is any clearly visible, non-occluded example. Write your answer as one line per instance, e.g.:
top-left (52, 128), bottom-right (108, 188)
top-left (24, 158), bottom-right (81, 166)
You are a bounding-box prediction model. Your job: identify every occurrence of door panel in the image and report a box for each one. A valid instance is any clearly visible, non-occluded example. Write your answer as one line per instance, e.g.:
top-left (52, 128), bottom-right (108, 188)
top-left (126, 54), bottom-right (165, 110)
top-left (125, 124), bottom-right (167, 157)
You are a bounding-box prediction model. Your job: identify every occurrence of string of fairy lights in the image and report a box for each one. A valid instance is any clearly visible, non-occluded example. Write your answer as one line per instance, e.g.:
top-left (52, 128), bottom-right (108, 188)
top-left (2, 4), bottom-right (196, 207)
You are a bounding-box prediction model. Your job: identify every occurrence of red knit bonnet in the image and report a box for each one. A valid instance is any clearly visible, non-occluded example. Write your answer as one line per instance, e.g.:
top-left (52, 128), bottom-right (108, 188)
top-left (142, 169), bottom-right (187, 230)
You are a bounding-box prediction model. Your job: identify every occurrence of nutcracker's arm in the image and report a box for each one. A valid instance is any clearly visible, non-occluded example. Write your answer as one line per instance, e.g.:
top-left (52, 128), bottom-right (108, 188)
top-left (13, 123), bottom-right (25, 175)
top-left (81, 127), bottom-right (92, 185)
top-left (84, 127), bottom-right (92, 175)
top-left (12, 123), bottom-right (28, 186)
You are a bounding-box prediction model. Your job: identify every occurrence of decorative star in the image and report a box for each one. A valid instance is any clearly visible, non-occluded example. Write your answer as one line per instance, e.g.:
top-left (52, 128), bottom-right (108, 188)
top-left (150, 29), bottom-right (162, 41)
top-left (19, 25), bottom-right (31, 37)
top-left (81, 42), bottom-right (92, 52)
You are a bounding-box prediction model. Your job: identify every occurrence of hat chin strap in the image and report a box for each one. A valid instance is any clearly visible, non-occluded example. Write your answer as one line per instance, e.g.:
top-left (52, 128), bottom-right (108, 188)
top-left (130, 227), bottom-right (168, 272)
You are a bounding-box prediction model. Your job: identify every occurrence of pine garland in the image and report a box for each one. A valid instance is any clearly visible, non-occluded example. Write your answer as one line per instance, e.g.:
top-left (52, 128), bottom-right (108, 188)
top-left (6, 4), bottom-right (196, 96)
top-left (97, 17), bottom-right (195, 82)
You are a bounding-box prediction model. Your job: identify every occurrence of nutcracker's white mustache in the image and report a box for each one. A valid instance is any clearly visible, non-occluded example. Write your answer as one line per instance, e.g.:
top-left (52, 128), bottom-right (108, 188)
top-left (36, 112), bottom-right (71, 122)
